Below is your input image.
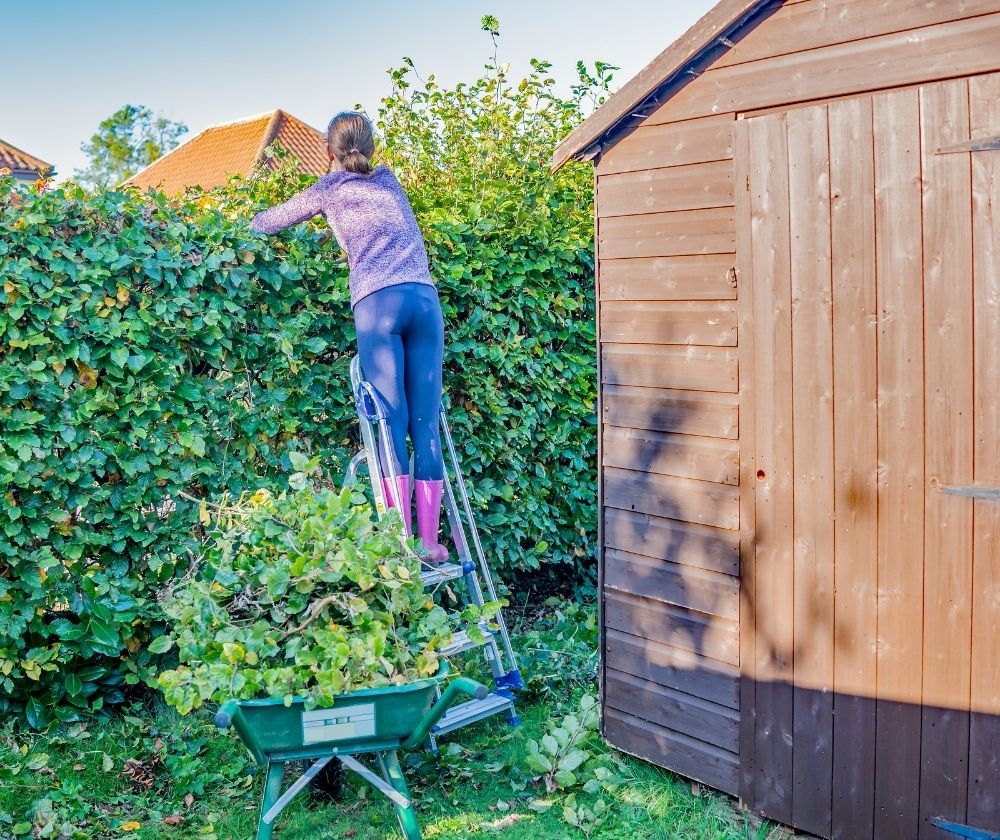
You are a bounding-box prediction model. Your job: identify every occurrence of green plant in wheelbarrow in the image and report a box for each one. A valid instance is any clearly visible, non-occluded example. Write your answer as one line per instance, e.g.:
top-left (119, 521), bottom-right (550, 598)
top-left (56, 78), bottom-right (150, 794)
top-left (155, 474), bottom-right (499, 840)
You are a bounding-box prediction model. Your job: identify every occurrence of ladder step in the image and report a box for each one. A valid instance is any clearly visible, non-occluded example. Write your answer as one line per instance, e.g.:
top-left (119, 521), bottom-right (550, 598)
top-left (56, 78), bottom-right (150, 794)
top-left (432, 693), bottom-right (514, 735)
top-left (439, 624), bottom-right (494, 657)
top-left (419, 561), bottom-right (465, 588)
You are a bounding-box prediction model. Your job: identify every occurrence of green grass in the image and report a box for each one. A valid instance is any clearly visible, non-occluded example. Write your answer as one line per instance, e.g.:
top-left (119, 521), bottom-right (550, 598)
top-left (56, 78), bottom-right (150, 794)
top-left (0, 695), bottom-right (783, 840)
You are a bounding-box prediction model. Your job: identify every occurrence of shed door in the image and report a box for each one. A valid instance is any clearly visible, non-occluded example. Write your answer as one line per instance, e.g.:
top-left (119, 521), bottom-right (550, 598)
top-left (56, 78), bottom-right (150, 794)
top-left (735, 74), bottom-right (1000, 840)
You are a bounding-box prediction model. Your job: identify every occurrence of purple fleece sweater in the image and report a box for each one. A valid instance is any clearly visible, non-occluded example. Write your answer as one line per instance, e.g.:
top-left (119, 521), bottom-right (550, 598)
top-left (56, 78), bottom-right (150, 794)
top-left (250, 164), bottom-right (434, 308)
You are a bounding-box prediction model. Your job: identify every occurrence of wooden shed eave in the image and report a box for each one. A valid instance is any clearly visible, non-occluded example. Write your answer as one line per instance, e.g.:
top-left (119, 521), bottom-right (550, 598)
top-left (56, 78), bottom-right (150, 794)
top-left (550, 0), bottom-right (775, 171)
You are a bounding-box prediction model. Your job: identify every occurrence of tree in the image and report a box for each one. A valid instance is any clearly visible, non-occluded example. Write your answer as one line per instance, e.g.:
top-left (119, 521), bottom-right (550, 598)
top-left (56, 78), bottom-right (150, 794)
top-left (74, 104), bottom-right (187, 189)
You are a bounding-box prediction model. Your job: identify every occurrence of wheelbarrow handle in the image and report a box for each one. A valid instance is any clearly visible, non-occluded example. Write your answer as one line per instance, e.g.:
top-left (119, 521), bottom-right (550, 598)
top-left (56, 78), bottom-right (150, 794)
top-left (215, 700), bottom-right (240, 729)
top-left (402, 677), bottom-right (488, 750)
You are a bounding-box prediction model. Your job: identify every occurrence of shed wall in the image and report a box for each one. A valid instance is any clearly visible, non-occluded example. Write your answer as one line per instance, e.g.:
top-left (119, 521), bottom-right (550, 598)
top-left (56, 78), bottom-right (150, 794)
top-left (593, 0), bottom-right (1000, 836)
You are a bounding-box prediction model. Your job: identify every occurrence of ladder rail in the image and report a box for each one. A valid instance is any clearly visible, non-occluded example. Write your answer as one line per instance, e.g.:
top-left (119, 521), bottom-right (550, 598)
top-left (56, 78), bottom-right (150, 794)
top-left (439, 408), bottom-right (519, 674)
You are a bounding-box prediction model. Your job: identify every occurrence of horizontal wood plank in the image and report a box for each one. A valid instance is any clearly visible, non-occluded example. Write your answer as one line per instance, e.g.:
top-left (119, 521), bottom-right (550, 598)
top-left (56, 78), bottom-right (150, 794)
top-left (603, 426), bottom-right (739, 485)
top-left (652, 13), bottom-right (1000, 123)
top-left (605, 466), bottom-right (740, 530)
top-left (600, 254), bottom-right (737, 301)
top-left (606, 668), bottom-right (740, 752)
top-left (600, 301), bottom-right (737, 346)
top-left (605, 708), bottom-right (740, 795)
top-left (715, 0), bottom-right (1000, 70)
top-left (604, 589), bottom-right (739, 666)
top-left (600, 207), bottom-right (736, 259)
top-left (605, 628), bottom-right (740, 709)
top-left (602, 384), bottom-right (739, 439)
top-left (602, 344), bottom-right (738, 393)
top-left (605, 547), bottom-right (740, 620)
top-left (597, 114), bottom-right (735, 175)
top-left (598, 160), bottom-right (734, 216)
top-left (604, 507), bottom-right (740, 575)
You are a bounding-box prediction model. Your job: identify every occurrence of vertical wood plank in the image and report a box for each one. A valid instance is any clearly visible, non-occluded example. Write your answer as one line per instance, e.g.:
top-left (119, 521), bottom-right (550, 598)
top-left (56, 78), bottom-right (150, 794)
top-left (829, 95), bottom-right (878, 840)
top-left (968, 71), bottom-right (1000, 833)
top-left (918, 78), bottom-right (974, 840)
top-left (871, 86), bottom-right (925, 840)
top-left (787, 104), bottom-right (835, 839)
top-left (733, 117), bottom-right (757, 810)
top-left (747, 112), bottom-right (795, 826)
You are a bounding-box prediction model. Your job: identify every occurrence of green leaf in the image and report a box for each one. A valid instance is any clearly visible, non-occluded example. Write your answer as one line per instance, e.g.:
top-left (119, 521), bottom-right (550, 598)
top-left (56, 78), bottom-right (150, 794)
top-left (65, 673), bottom-right (83, 696)
top-left (25, 696), bottom-right (47, 729)
top-left (147, 635), bottom-right (174, 654)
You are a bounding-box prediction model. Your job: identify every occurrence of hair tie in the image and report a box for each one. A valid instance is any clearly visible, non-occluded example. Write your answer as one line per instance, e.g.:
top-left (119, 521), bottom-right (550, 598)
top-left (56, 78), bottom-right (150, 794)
top-left (349, 147), bottom-right (360, 154)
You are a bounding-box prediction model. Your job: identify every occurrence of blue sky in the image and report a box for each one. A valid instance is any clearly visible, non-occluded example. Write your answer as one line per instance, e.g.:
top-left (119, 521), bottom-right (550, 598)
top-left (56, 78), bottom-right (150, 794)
top-left (7, 1), bottom-right (716, 179)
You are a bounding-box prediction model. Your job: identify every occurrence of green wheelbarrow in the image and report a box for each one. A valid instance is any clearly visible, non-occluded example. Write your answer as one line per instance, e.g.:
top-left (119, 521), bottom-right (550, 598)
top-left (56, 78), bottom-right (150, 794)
top-left (215, 663), bottom-right (487, 840)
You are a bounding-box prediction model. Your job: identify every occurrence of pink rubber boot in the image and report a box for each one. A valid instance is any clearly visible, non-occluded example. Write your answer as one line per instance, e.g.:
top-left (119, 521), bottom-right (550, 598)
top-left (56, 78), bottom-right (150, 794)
top-left (415, 479), bottom-right (449, 563)
top-left (382, 475), bottom-right (412, 537)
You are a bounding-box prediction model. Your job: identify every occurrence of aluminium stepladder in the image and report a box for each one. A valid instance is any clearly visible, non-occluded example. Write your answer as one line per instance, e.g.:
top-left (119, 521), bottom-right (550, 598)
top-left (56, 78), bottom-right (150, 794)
top-left (343, 356), bottom-right (522, 744)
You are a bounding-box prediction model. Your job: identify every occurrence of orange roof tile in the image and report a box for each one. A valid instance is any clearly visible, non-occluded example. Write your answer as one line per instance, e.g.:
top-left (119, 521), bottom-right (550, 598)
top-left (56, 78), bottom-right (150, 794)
top-left (0, 138), bottom-right (54, 177)
top-left (126, 109), bottom-right (328, 193)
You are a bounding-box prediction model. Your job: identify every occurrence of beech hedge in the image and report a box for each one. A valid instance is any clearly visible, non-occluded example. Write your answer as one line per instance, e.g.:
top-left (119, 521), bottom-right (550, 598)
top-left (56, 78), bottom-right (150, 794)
top-left (0, 31), bottom-right (605, 724)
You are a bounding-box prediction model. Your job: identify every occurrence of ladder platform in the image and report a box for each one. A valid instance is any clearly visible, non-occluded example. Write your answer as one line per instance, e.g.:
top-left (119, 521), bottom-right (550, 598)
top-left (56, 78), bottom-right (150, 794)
top-left (432, 693), bottom-right (514, 736)
top-left (439, 624), bottom-right (494, 658)
top-left (418, 561), bottom-right (466, 588)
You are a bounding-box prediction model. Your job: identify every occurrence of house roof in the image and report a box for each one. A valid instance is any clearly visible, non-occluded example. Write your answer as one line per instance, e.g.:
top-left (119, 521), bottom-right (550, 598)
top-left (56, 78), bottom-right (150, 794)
top-left (126, 109), bottom-right (329, 193)
top-left (0, 138), bottom-right (54, 177)
top-left (551, 0), bottom-right (772, 170)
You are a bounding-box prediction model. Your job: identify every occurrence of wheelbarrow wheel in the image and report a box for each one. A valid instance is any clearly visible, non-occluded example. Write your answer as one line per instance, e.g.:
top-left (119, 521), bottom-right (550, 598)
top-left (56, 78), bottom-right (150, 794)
top-left (308, 758), bottom-right (343, 802)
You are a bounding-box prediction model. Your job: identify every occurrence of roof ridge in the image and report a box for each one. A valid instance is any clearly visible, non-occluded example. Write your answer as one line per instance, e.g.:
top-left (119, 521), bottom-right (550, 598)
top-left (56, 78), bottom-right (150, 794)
top-left (254, 109), bottom-right (284, 162)
top-left (0, 138), bottom-right (53, 171)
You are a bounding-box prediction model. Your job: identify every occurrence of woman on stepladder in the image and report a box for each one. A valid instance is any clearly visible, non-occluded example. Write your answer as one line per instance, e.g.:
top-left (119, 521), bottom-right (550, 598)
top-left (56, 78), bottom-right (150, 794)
top-left (251, 111), bottom-right (449, 563)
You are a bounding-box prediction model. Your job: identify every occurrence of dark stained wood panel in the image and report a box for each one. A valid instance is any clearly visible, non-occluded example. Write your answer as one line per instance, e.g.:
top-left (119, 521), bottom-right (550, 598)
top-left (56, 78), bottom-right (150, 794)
top-left (599, 207), bottom-right (736, 259)
top-left (968, 72), bottom-right (1000, 833)
top-left (651, 13), bottom-right (1000, 124)
top-left (604, 466), bottom-right (740, 531)
top-left (715, 0), bottom-right (1000, 70)
top-left (598, 160), bottom-right (734, 217)
top-left (602, 384), bottom-right (739, 440)
top-left (600, 254), bottom-right (737, 301)
top-left (605, 547), bottom-right (739, 620)
top-left (604, 508), bottom-right (740, 576)
top-left (596, 113), bottom-right (735, 176)
top-left (605, 669), bottom-right (739, 752)
top-left (605, 708), bottom-right (740, 796)
top-left (602, 425), bottom-right (739, 485)
top-left (602, 344), bottom-right (738, 393)
top-left (605, 629), bottom-right (740, 709)
top-left (604, 590), bottom-right (739, 666)
top-left (600, 301), bottom-right (737, 346)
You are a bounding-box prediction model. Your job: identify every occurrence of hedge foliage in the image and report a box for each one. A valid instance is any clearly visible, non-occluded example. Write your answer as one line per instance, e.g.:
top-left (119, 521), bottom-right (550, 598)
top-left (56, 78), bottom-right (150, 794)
top-left (0, 22), bottom-right (608, 725)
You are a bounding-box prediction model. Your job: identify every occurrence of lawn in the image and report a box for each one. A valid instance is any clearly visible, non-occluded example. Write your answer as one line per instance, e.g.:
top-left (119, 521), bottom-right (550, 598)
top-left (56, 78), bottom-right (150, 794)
top-left (0, 604), bottom-right (784, 840)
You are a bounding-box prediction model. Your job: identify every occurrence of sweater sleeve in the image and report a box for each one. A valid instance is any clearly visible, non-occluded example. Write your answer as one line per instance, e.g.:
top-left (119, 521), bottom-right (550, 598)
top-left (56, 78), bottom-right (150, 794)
top-left (250, 181), bottom-right (326, 234)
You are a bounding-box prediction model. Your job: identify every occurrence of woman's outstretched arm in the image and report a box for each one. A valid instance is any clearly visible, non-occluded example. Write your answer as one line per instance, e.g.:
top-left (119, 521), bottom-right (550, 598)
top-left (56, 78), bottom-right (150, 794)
top-left (251, 181), bottom-right (326, 234)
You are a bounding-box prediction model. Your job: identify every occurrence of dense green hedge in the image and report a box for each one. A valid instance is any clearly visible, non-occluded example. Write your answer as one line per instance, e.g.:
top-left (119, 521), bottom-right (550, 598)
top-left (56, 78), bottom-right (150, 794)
top-left (0, 28), bottom-right (606, 724)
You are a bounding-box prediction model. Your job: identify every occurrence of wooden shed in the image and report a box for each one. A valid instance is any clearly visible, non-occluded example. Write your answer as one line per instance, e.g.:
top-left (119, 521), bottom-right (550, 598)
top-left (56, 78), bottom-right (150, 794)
top-left (552, 2), bottom-right (1000, 838)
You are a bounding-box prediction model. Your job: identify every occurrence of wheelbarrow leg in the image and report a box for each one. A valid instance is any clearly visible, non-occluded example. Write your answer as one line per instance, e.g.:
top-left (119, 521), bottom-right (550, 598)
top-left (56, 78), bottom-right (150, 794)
top-left (377, 750), bottom-right (421, 840)
top-left (256, 760), bottom-right (284, 840)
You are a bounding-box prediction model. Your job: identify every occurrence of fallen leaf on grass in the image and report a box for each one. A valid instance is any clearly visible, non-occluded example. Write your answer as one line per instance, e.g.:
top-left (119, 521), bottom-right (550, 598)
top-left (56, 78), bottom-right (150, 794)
top-left (73, 764), bottom-right (85, 771)
top-left (484, 814), bottom-right (525, 830)
top-left (163, 815), bottom-right (184, 826)
top-left (184, 793), bottom-right (195, 808)
top-left (120, 822), bottom-right (141, 832)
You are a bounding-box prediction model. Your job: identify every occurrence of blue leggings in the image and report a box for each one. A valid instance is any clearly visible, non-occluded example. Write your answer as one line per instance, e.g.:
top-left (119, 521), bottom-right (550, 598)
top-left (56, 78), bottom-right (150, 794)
top-left (354, 283), bottom-right (445, 481)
